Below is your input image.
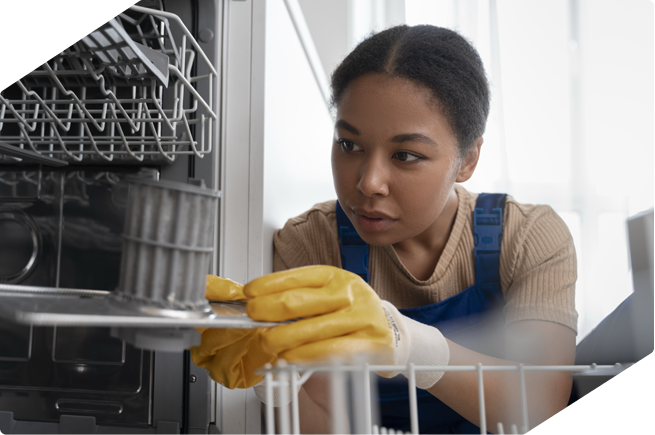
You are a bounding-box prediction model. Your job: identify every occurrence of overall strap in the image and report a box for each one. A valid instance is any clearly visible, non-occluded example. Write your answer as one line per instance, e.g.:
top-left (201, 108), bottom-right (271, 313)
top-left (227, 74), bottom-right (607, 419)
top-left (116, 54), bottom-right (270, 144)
top-left (473, 193), bottom-right (507, 285)
top-left (336, 200), bottom-right (369, 282)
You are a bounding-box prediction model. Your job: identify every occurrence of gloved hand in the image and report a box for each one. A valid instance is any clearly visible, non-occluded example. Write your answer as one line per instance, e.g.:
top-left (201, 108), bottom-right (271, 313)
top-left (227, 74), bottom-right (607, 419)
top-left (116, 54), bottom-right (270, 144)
top-left (244, 265), bottom-right (451, 389)
top-left (190, 275), bottom-right (276, 389)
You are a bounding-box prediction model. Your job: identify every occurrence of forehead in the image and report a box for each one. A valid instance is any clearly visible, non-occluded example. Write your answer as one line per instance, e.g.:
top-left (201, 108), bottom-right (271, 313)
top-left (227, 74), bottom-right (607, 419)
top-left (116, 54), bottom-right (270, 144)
top-left (335, 74), bottom-right (455, 140)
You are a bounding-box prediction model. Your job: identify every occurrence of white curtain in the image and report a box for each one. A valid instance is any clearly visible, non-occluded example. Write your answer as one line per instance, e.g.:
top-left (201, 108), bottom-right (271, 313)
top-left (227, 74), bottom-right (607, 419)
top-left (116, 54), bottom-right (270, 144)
top-left (405, 0), bottom-right (654, 341)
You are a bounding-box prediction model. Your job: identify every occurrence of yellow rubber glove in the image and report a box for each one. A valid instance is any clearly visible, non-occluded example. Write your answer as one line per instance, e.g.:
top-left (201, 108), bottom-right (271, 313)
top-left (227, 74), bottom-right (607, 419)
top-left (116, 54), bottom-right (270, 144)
top-left (190, 275), bottom-right (277, 389)
top-left (207, 274), bottom-right (249, 302)
top-left (243, 265), bottom-right (395, 364)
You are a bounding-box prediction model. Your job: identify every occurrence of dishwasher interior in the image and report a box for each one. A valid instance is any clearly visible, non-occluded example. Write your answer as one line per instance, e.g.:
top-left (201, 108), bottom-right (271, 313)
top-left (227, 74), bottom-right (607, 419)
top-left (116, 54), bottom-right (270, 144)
top-left (0, 1), bottom-right (223, 433)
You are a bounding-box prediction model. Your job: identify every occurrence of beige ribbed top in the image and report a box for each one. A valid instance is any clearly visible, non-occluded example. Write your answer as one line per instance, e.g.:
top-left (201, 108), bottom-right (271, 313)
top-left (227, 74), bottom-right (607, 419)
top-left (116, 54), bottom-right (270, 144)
top-left (273, 185), bottom-right (578, 333)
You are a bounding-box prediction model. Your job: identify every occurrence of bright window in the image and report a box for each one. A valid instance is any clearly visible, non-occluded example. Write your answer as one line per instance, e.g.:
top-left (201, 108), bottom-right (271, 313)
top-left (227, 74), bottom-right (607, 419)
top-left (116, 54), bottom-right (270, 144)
top-left (405, 0), bottom-right (653, 340)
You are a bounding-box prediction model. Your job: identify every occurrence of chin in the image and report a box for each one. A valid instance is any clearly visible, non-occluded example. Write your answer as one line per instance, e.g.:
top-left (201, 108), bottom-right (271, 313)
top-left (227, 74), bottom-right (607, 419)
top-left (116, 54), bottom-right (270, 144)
top-left (357, 231), bottom-right (401, 247)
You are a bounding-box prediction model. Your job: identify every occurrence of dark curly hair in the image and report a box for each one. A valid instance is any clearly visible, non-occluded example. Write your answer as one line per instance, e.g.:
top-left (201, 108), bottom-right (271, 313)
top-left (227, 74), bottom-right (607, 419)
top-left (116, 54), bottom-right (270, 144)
top-left (331, 25), bottom-right (490, 154)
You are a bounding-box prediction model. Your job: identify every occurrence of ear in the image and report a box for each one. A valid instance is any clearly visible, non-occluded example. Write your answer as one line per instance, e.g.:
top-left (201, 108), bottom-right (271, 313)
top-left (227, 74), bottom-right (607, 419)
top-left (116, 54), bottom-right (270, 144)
top-left (455, 137), bottom-right (483, 183)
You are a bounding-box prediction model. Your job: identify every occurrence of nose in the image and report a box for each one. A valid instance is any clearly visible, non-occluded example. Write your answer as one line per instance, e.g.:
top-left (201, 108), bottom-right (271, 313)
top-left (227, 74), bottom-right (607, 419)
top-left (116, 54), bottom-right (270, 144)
top-left (357, 156), bottom-right (389, 197)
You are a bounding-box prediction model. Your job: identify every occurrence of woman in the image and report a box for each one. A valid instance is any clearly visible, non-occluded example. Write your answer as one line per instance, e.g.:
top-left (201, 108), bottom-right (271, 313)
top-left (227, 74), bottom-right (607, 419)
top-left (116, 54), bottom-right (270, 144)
top-left (192, 25), bottom-right (577, 434)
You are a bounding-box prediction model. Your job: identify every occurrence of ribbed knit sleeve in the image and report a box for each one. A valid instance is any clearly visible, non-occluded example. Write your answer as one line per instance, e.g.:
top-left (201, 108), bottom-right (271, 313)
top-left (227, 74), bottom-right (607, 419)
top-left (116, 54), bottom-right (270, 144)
top-left (273, 200), bottom-right (341, 273)
top-left (500, 201), bottom-right (578, 332)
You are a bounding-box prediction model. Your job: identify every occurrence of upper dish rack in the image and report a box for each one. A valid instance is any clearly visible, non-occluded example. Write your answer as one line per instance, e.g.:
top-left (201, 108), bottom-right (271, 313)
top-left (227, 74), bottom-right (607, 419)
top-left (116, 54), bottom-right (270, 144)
top-left (0, 5), bottom-right (217, 165)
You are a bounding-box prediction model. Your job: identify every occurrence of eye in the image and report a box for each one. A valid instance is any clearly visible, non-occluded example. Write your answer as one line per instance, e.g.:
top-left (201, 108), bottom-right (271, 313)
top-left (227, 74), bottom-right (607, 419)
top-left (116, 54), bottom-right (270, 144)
top-left (338, 139), bottom-right (362, 152)
top-left (394, 151), bottom-right (423, 162)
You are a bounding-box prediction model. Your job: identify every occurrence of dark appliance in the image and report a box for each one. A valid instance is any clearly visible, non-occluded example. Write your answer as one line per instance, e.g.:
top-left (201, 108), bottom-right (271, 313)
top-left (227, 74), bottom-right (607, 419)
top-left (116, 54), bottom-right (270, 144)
top-left (0, 1), bottom-right (222, 433)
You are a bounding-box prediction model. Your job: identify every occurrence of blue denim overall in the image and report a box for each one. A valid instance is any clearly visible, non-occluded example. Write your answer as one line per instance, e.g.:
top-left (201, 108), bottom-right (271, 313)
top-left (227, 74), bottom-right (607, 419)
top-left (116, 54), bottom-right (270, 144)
top-left (336, 194), bottom-right (507, 434)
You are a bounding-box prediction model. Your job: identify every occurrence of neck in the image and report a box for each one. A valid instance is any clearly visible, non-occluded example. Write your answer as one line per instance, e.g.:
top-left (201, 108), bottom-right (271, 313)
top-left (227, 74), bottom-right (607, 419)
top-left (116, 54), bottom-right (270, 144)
top-left (391, 188), bottom-right (460, 280)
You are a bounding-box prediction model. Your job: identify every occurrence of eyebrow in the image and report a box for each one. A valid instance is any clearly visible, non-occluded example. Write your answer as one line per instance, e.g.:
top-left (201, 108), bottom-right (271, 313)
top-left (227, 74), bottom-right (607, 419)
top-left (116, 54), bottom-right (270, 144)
top-left (391, 133), bottom-right (437, 146)
top-left (335, 120), bottom-right (438, 146)
top-left (335, 119), bottom-right (359, 135)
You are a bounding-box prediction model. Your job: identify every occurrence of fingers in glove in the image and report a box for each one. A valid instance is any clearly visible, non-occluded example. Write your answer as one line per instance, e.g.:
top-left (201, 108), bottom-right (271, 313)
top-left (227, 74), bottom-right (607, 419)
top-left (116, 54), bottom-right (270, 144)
top-left (279, 334), bottom-right (391, 364)
top-left (246, 286), bottom-right (352, 322)
top-left (258, 309), bottom-right (376, 355)
top-left (190, 328), bottom-right (265, 389)
top-left (206, 336), bottom-right (275, 389)
top-left (244, 265), bottom-right (339, 298)
top-left (192, 328), bottom-right (255, 359)
top-left (206, 274), bottom-right (246, 300)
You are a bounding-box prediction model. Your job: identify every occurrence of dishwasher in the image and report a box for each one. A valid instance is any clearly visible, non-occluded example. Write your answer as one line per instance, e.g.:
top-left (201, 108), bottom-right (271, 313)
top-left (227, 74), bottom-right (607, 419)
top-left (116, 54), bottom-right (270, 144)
top-left (0, 1), bottom-right (231, 433)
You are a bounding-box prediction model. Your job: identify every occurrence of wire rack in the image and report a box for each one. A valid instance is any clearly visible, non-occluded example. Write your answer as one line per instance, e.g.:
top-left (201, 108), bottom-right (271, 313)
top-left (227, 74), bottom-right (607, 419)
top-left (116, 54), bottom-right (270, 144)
top-left (0, 5), bottom-right (217, 165)
top-left (259, 360), bottom-right (626, 435)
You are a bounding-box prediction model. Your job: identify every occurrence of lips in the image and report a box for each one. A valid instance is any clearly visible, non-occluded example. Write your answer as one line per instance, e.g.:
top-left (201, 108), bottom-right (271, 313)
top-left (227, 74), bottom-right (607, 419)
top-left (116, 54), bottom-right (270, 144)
top-left (351, 207), bottom-right (396, 233)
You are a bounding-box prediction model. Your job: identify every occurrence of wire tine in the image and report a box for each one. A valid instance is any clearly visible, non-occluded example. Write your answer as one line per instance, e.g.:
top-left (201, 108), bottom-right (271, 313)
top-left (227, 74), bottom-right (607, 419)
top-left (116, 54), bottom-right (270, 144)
top-left (407, 363), bottom-right (419, 435)
top-left (476, 363), bottom-right (487, 434)
top-left (82, 121), bottom-right (112, 161)
top-left (518, 364), bottom-right (529, 433)
top-left (291, 365), bottom-right (300, 435)
top-left (265, 363), bottom-right (275, 435)
top-left (363, 362), bottom-right (372, 435)
top-left (330, 360), bottom-right (349, 434)
top-left (277, 360), bottom-right (290, 435)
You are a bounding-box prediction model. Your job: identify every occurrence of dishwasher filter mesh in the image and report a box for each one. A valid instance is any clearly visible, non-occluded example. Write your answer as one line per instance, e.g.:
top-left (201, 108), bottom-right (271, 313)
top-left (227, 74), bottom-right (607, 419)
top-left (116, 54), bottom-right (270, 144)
top-left (113, 177), bottom-right (219, 315)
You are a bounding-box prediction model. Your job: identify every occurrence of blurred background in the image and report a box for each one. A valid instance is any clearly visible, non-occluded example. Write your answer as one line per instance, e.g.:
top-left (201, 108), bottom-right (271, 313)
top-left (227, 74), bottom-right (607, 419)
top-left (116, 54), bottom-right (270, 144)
top-left (262, 0), bottom-right (654, 342)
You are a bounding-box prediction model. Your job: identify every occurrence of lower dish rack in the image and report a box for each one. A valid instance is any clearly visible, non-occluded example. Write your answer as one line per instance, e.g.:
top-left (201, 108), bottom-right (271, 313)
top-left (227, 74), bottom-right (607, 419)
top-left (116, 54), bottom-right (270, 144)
top-left (258, 359), bottom-right (629, 435)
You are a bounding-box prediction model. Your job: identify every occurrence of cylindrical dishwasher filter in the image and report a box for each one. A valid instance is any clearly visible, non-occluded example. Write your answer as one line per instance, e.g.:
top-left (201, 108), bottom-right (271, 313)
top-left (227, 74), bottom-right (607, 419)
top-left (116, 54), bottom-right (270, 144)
top-left (112, 177), bottom-right (219, 317)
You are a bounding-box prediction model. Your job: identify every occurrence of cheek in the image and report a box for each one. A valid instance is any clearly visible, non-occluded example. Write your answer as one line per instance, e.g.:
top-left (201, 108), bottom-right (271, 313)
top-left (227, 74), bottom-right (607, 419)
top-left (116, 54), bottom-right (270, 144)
top-left (330, 142), bottom-right (340, 172)
top-left (433, 158), bottom-right (462, 191)
top-left (331, 143), bottom-right (349, 195)
top-left (396, 160), bottom-right (460, 211)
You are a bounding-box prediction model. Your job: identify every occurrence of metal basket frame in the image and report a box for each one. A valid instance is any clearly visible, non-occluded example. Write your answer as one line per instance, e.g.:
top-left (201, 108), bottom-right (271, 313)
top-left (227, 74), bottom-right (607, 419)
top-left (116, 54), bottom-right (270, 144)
top-left (259, 360), bottom-right (627, 435)
top-left (0, 5), bottom-right (218, 164)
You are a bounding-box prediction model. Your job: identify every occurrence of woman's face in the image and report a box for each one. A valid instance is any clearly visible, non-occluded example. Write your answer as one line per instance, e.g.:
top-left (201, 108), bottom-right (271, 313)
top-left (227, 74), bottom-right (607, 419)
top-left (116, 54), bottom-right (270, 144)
top-left (331, 74), bottom-right (480, 247)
